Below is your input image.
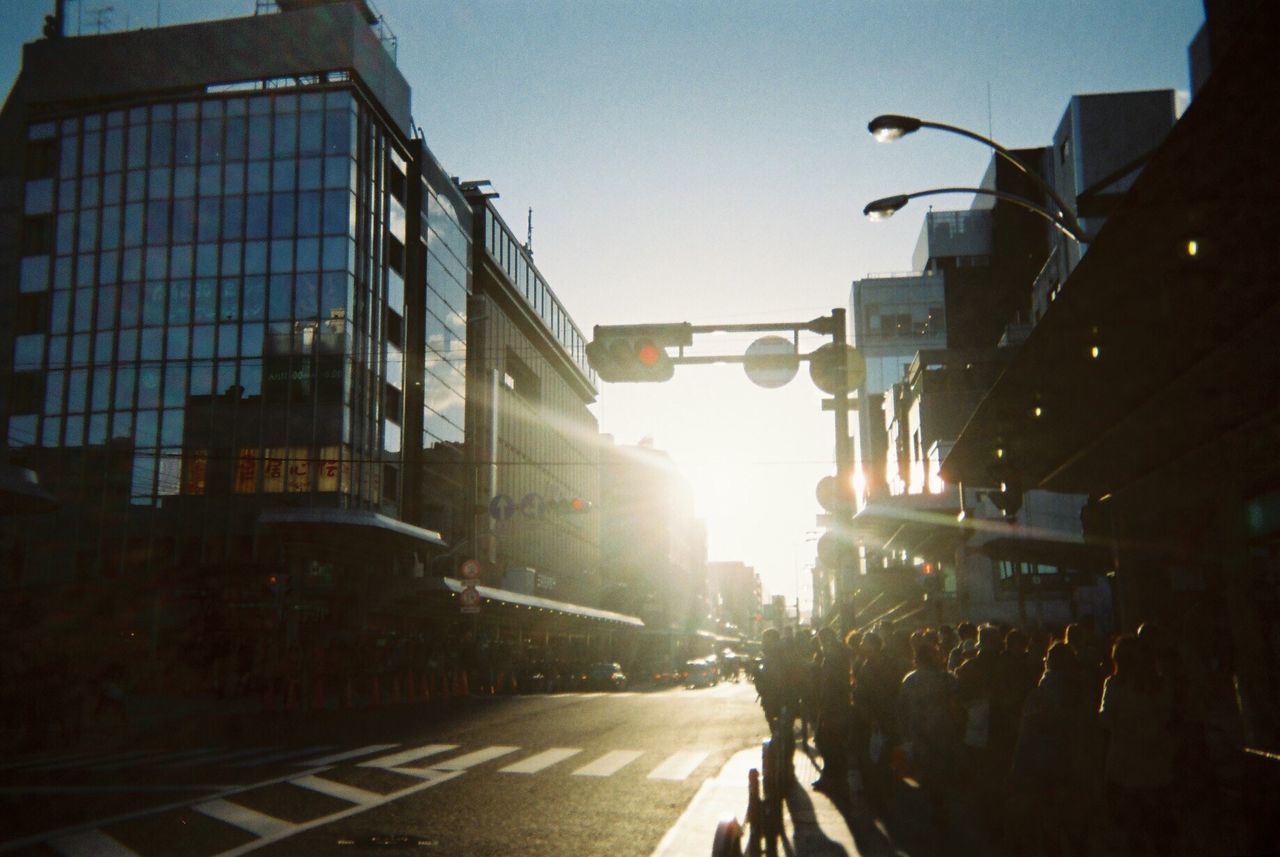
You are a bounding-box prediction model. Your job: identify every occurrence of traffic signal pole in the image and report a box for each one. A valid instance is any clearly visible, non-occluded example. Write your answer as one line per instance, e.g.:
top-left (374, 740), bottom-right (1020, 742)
top-left (828, 308), bottom-right (854, 619)
top-left (588, 310), bottom-right (858, 629)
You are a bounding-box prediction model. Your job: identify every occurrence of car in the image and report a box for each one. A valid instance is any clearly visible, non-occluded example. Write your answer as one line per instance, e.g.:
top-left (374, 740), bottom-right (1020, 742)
top-left (683, 657), bottom-right (719, 688)
top-left (583, 662), bottom-right (628, 691)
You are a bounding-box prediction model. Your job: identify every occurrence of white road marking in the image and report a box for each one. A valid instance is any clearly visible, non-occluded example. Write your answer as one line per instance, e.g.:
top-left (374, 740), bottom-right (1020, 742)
top-left (193, 797), bottom-right (295, 838)
top-left (294, 744), bottom-right (399, 767)
top-left (210, 770), bottom-right (464, 857)
top-left (290, 774), bottom-right (383, 806)
top-left (572, 750), bottom-right (644, 777)
top-left (648, 751), bottom-right (710, 781)
top-left (47, 828), bottom-right (142, 856)
top-left (359, 743), bottom-right (458, 769)
top-left (429, 745), bottom-right (520, 771)
top-left (497, 748), bottom-right (582, 774)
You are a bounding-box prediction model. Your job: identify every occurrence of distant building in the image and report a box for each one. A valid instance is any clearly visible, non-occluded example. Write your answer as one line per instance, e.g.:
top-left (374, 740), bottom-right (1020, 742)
top-left (599, 440), bottom-right (707, 631)
top-left (706, 560), bottom-right (761, 640)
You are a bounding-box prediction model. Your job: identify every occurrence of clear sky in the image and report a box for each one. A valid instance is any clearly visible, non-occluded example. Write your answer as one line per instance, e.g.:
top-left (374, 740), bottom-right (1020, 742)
top-left (1, 0), bottom-right (1205, 603)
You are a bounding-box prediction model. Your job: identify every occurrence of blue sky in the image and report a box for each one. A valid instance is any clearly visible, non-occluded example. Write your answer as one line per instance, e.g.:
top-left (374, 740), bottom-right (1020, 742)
top-left (1, 0), bottom-right (1205, 602)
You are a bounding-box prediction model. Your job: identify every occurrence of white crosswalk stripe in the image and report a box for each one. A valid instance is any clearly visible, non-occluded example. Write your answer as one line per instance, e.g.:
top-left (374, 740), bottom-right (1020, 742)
top-left (290, 774), bottom-right (383, 806)
top-left (430, 745), bottom-right (519, 771)
top-left (294, 744), bottom-right (400, 767)
top-left (647, 750), bottom-right (709, 781)
top-left (572, 750), bottom-right (644, 777)
top-left (47, 828), bottom-right (141, 856)
top-left (193, 797), bottom-right (295, 838)
top-left (497, 747), bottom-right (582, 774)
top-left (359, 743), bottom-right (459, 769)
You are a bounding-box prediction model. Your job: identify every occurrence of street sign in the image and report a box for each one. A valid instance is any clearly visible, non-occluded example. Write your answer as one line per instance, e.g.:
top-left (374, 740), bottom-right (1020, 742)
top-left (809, 344), bottom-right (866, 395)
top-left (460, 585), bottom-right (481, 614)
top-left (520, 492), bottom-right (545, 519)
top-left (743, 336), bottom-right (799, 389)
top-left (459, 559), bottom-right (481, 580)
top-left (488, 494), bottom-right (515, 520)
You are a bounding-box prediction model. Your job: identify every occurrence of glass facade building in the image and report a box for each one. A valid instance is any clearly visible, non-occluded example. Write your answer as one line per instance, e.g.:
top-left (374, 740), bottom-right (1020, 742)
top-left (0, 6), bottom-right (470, 584)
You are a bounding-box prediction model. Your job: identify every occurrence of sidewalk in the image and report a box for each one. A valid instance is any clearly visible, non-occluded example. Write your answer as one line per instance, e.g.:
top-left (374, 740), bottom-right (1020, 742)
top-left (651, 742), bottom-right (857, 857)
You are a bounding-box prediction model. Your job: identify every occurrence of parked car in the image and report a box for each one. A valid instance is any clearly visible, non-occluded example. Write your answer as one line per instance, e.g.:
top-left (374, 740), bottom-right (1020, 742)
top-left (684, 657), bottom-right (719, 688)
top-left (583, 662), bottom-right (628, 691)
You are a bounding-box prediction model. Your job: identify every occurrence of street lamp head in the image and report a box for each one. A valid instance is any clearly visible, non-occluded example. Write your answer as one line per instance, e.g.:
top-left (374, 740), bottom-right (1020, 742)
top-left (868, 114), bottom-right (923, 142)
top-left (863, 194), bottom-right (910, 221)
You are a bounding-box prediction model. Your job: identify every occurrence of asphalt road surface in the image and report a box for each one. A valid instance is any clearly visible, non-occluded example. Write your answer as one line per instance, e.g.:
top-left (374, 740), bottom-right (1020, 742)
top-left (0, 680), bottom-right (767, 857)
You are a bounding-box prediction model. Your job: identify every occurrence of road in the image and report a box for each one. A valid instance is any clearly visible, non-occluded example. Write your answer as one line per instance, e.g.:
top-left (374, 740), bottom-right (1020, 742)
top-left (0, 681), bottom-right (766, 857)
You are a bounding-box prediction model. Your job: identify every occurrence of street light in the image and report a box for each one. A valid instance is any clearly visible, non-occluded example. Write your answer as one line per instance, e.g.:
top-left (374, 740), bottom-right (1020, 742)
top-left (868, 113), bottom-right (1089, 242)
top-left (863, 186), bottom-right (1091, 244)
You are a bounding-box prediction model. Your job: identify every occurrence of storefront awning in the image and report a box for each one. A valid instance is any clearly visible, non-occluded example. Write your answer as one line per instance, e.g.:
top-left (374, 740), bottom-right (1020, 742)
top-left (433, 577), bottom-right (644, 628)
top-left (851, 490), bottom-right (968, 558)
top-left (257, 508), bottom-right (447, 548)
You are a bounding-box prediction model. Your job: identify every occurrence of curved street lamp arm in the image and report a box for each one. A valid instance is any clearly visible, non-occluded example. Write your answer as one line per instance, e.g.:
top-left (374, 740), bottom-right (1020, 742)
top-left (874, 187), bottom-right (1090, 243)
top-left (915, 120), bottom-right (1087, 241)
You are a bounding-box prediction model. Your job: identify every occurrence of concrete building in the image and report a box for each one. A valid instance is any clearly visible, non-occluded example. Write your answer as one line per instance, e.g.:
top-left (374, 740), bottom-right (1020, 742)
top-left (460, 187), bottom-right (602, 607)
top-left (1032, 90), bottom-right (1178, 322)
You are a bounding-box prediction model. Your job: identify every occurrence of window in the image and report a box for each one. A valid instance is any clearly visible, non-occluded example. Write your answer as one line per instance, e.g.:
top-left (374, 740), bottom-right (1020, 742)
top-left (10, 372), bottom-right (44, 414)
top-left (384, 383), bottom-right (402, 424)
top-left (22, 215), bottom-right (54, 255)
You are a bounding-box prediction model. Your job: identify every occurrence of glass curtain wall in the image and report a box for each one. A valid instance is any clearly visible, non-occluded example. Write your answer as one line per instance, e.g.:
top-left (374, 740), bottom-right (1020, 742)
top-left (11, 85), bottom-right (421, 569)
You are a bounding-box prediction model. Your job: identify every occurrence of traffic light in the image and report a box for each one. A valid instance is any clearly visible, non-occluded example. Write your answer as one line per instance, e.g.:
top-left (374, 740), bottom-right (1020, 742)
top-left (546, 497), bottom-right (592, 515)
top-left (586, 323), bottom-right (692, 383)
top-left (918, 562), bottom-right (943, 594)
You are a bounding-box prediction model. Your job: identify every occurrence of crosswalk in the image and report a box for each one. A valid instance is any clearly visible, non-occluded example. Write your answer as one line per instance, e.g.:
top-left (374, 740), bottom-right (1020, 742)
top-left (15, 741), bottom-right (724, 857)
top-left (2, 738), bottom-right (717, 782)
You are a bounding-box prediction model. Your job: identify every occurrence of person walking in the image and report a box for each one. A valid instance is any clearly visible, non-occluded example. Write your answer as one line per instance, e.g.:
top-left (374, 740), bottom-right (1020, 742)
top-left (1098, 633), bottom-right (1176, 857)
top-left (1009, 641), bottom-right (1090, 857)
top-left (811, 627), bottom-right (851, 795)
top-left (897, 637), bottom-right (961, 851)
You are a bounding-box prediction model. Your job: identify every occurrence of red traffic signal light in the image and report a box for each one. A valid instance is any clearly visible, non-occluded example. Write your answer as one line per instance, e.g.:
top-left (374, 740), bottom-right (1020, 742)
top-left (586, 323), bottom-right (692, 383)
top-left (547, 497), bottom-right (592, 514)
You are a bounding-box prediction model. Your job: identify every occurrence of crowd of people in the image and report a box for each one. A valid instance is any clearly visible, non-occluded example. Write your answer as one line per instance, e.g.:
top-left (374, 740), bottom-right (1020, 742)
top-left (754, 618), bottom-right (1222, 857)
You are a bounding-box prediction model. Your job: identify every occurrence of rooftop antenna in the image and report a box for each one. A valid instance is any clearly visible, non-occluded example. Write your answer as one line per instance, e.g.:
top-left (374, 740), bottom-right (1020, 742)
top-left (525, 208), bottom-right (533, 257)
